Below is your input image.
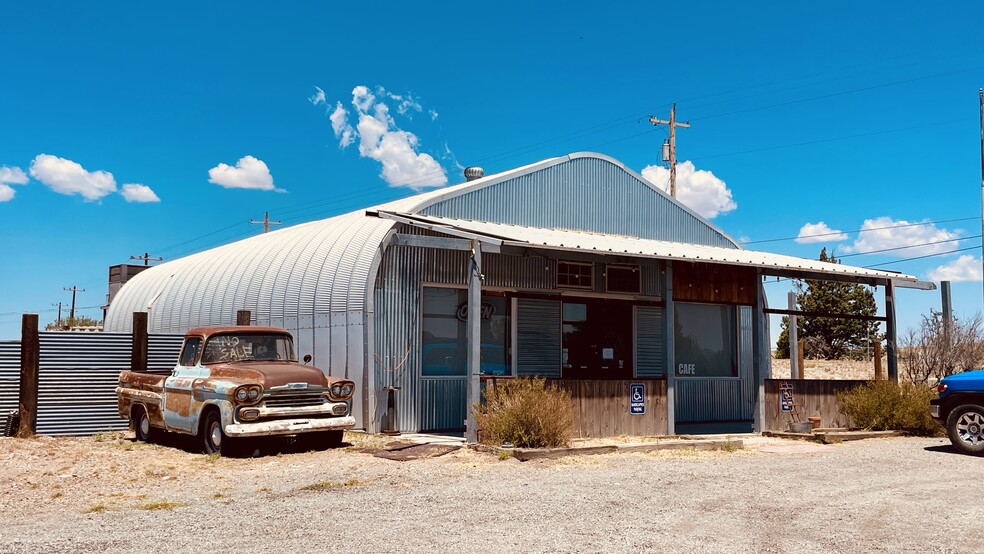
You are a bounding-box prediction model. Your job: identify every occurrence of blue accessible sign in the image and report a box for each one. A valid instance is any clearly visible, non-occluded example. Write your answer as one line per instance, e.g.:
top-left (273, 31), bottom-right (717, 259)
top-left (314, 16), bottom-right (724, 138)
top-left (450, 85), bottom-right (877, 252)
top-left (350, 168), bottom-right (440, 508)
top-left (630, 383), bottom-right (645, 415)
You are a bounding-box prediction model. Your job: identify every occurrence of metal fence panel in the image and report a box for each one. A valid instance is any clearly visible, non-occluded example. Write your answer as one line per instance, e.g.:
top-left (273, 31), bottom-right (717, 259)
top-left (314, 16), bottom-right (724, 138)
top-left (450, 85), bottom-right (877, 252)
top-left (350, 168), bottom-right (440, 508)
top-left (0, 340), bottom-right (21, 433)
top-left (34, 332), bottom-right (183, 436)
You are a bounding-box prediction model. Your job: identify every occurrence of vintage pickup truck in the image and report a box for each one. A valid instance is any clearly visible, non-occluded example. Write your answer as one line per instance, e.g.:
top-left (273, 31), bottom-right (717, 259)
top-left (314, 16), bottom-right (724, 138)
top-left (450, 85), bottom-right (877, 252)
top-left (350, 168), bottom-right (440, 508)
top-left (117, 326), bottom-right (356, 455)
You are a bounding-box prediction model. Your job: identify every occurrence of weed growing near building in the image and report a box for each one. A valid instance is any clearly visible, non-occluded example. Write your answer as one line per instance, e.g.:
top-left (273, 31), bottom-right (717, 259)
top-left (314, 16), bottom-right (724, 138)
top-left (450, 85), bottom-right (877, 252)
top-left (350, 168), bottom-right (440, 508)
top-left (474, 377), bottom-right (575, 448)
top-left (837, 380), bottom-right (942, 436)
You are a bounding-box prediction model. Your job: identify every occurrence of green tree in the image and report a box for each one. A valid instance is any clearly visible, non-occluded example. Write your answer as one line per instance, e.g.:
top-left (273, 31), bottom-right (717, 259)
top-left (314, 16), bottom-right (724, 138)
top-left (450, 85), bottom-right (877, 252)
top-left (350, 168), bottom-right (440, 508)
top-left (45, 315), bottom-right (102, 331)
top-left (775, 248), bottom-right (880, 359)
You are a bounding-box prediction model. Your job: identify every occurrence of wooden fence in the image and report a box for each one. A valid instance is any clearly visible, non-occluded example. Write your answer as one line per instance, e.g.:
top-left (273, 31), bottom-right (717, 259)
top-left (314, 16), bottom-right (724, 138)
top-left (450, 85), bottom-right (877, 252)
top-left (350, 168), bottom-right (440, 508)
top-left (764, 379), bottom-right (870, 431)
top-left (482, 377), bottom-right (668, 438)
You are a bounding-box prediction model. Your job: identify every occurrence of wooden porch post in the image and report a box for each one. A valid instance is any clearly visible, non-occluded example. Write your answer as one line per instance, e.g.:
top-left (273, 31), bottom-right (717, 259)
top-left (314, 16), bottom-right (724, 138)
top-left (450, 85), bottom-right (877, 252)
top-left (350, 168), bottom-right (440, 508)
top-left (885, 280), bottom-right (898, 381)
top-left (130, 312), bottom-right (148, 373)
top-left (752, 272), bottom-right (769, 433)
top-left (17, 314), bottom-right (39, 438)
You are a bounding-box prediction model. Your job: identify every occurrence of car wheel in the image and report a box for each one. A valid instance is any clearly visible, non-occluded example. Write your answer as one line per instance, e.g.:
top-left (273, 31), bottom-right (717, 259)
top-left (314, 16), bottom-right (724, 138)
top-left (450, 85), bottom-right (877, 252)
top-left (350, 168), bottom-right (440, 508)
top-left (202, 410), bottom-right (227, 455)
top-left (132, 406), bottom-right (157, 442)
top-left (947, 404), bottom-right (984, 456)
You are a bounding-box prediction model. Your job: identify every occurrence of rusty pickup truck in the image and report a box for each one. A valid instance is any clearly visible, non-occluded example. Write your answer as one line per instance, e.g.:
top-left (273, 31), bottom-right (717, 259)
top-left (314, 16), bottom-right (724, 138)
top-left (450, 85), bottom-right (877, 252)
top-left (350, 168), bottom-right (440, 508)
top-left (117, 326), bottom-right (356, 455)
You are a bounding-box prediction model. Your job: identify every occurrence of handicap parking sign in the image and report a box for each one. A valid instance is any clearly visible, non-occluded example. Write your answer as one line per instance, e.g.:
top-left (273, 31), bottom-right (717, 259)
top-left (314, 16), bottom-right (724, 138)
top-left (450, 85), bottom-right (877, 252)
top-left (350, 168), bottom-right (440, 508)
top-left (630, 383), bottom-right (645, 415)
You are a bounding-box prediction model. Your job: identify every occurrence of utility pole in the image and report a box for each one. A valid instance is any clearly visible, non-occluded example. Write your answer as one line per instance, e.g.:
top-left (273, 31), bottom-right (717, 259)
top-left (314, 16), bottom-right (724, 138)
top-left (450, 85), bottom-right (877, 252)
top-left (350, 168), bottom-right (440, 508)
top-left (650, 103), bottom-right (691, 198)
top-left (250, 212), bottom-right (282, 234)
top-left (130, 252), bottom-right (163, 266)
top-left (64, 286), bottom-right (84, 320)
top-left (979, 88), bottom-right (983, 309)
top-left (52, 302), bottom-right (62, 328)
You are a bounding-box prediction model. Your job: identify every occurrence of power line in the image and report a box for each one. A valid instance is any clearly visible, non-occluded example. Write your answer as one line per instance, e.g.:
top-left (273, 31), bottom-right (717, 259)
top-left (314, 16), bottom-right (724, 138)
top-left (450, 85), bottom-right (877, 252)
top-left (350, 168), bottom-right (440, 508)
top-left (741, 217), bottom-right (979, 245)
top-left (837, 235), bottom-right (982, 258)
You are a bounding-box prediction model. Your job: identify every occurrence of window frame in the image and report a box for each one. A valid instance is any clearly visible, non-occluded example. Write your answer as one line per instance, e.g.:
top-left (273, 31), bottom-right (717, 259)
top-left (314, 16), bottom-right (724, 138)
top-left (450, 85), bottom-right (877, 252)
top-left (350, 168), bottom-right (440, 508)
top-left (556, 261), bottom-right (594, 290)
top-left (605, 264), bottom-right (642, 294)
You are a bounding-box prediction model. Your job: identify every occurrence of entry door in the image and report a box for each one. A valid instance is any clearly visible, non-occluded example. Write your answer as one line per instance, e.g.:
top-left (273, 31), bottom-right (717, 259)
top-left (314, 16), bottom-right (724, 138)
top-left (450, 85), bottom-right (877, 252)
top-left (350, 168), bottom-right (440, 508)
top-left (562, 301), bottom-right (633, 380)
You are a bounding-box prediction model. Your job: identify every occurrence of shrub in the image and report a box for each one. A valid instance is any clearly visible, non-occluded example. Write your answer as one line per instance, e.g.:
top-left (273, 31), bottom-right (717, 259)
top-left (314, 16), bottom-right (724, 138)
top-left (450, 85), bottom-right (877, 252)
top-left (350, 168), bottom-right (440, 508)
top-left (474, 377), bottom-right (576, 448)
top-left (836, 380), bottom-right (943, 436)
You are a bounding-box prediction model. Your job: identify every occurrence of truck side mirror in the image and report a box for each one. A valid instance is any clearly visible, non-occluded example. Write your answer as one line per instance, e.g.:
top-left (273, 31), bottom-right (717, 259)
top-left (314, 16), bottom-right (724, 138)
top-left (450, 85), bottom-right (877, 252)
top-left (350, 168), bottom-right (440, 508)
top-left (303, 354), bottom-right (312, 364)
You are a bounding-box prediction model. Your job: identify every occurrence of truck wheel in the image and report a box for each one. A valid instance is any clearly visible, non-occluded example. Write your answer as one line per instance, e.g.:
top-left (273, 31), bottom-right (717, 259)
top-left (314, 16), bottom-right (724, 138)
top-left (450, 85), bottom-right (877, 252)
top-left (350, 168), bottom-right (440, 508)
top-left (202, 410), bottom-right (228, 455)
top-left (132, 406), bottom-right (157, 443)
top-left (947, 404), bottom-right (984, 456)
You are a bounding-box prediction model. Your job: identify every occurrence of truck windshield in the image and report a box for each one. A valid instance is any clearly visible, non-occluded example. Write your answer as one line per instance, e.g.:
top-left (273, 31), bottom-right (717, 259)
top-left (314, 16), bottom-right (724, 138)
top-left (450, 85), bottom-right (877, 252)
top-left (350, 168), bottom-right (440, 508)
top-left (201, 334), bottom-right (296, 364)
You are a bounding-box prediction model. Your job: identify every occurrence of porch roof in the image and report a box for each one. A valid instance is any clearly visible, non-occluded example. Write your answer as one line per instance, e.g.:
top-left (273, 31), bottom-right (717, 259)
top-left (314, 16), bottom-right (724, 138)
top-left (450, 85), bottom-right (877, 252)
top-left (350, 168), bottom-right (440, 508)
top-left (373, 211), bottom-right (931, 289)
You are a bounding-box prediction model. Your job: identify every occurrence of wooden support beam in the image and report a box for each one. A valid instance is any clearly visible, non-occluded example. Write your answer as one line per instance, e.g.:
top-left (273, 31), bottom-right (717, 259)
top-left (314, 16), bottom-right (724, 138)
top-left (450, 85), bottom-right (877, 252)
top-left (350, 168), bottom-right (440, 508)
top-left (130, 312), bottom-right (148, 373)
top-left (237, 310), bottom-right (251, 326)
top-left (17, 314), bottom-right (39, 438)
top-left (763, 308), bottom-right (888, 322)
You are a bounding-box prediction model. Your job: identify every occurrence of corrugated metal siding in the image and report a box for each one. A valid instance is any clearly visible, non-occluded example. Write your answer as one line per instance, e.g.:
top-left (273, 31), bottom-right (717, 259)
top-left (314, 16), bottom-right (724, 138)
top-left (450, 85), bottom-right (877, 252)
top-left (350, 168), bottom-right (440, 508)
top-left (517, 299), bottom-right (561, 377)
top-left (674, 305), bottom-right (755, 423)
top-left (33, 332), bottom-right (183, 436)
top-left (418, 157), bottom-right (736, 248)
top-left (635, 307), bottom-right (664, 377)
top-left (640, 261), bottom-right (664, 297)
top-left (419, 378), bottom-right (467, 431)
top-left (739, 305), bottom-right (755, 419)
top-left (0, 341), bottom-right (20, 433)
top-left (675, 379), bottom-right (745, 423)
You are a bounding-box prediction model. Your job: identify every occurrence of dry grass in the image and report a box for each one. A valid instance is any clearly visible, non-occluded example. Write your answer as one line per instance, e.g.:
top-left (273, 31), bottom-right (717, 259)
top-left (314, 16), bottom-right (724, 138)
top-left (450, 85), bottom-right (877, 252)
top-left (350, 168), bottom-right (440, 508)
top-left (138, 500), bottom-right (189, 511)
top-left (301, 478), bottom-right (367, 491)
top-left (772, 357), bottom-right (883, 380)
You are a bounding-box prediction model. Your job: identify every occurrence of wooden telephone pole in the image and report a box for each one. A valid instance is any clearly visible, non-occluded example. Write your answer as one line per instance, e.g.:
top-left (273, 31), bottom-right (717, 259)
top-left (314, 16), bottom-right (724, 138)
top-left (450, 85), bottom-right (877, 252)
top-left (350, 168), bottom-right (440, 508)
top-left (649, 103), bottom-right (690, 198)
top-left (130, 252), bottom-right (163, 266)
top-left (63, 285), bottom-right (84, 320)
top-left (250, 212), bottom-right (282, 234)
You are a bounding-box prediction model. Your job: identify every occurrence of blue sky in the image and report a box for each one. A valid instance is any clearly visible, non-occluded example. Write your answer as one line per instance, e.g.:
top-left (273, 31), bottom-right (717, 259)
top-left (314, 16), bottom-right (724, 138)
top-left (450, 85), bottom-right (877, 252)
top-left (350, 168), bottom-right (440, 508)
top-left (2, 1), bottom-right (983, 345)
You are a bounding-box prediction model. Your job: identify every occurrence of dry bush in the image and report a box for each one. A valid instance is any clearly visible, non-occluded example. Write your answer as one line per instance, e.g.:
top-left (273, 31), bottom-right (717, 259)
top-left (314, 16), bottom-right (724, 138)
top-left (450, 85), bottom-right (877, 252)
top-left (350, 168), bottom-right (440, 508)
top-left (901, 311), bottom-right (984, 385)
top-left (474, 377), bottom-right (575, 448)
top-left (836, 380), bottom-right (942, 436)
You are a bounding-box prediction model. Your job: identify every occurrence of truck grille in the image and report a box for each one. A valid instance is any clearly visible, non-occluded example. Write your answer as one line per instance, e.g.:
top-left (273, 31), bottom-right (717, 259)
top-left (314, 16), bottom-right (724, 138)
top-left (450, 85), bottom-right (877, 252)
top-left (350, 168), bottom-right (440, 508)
top-left (263, 393), bottom-right (327, 408)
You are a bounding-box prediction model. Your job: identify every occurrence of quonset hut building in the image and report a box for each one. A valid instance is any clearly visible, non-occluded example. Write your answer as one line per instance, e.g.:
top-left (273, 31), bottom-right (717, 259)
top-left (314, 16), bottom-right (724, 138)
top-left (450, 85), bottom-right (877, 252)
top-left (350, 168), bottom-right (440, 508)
top-left (105, 153), bottom-right (921, 436)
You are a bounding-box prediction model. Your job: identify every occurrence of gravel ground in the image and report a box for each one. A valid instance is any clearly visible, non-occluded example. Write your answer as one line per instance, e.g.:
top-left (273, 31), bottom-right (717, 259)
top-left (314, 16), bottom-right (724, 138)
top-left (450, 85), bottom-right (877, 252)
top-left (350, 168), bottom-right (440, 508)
top-left (0, 432), bottom-right (981, 553)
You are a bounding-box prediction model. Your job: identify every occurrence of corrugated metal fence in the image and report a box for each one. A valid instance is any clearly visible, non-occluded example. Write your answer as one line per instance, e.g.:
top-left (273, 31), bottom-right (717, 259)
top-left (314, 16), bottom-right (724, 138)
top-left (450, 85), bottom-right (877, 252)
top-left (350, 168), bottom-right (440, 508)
top-left (0, 332), bottom-right (183, 436)
top-left (0, 340), bottom-right (21, 433)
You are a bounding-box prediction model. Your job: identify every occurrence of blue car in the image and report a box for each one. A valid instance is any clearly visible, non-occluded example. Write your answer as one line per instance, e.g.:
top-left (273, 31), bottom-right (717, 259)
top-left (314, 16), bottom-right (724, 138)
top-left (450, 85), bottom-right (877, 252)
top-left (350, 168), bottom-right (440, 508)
top-left (930, 369), bottom-right (984, 456)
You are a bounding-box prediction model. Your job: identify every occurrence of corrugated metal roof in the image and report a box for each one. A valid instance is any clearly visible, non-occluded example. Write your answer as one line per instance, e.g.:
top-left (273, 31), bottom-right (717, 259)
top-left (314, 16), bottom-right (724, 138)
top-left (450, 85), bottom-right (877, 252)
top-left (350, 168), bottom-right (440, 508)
top-left (380, 214), bottom-right (920, 284)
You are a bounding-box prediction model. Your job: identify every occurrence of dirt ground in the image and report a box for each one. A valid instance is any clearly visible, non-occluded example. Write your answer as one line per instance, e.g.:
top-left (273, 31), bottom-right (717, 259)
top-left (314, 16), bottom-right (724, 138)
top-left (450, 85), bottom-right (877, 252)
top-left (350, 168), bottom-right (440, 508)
top-left (1, 431), bottom-right (980, 553)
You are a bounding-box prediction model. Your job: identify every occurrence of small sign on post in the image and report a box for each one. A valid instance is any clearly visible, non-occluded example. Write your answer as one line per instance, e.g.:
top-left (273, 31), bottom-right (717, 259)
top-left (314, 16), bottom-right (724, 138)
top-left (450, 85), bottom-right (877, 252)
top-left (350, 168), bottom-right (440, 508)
top-left (629, 383), bottom-right (645, 415)
top-left (780, 384), bottom-right (794, 413)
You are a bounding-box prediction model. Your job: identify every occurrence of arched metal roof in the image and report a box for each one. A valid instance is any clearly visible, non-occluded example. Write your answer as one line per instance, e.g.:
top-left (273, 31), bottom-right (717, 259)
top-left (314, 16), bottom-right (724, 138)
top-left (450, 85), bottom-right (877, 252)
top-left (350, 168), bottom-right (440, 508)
top-left (104, 152), bottom-right (740, 333)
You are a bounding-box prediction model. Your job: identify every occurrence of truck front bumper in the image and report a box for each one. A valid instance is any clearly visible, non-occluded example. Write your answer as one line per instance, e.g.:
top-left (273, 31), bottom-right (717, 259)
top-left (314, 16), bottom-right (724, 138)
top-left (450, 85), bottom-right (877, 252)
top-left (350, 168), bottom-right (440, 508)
top-left (224, 415), bottom-right (356, 438)
top-left (929, 399), bottom-right (942, 423)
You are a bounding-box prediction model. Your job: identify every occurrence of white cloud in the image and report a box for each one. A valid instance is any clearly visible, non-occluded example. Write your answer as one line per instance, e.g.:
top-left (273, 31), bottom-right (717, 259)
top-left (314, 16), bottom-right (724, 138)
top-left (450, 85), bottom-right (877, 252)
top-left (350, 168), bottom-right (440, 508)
top-left (309, 86), bottom-right (326, 106)
top-left (330, 101), bottom-right (355, 148)
top-left (120, 183), bottom-right (160, 203)
top-left (843, 216), bottom-right (959, 257)
top-left (429, 109), bottom-right (439, 121)
top-left (0, 165), bottom-right (29, 202)
top-left (208, 155), bottom-right (283, 192)
top-left (320, 85), bottom-right (448, 189)
top-left (0, 166), bottom-right (28, 185)
top-left (795, 222), bottom-right (848, 244)
top-left (29, 154), bottom-right (116, 201)
top-left (640, 160), bottom-right (736, 219)
top-left (928, 255), bottom-right (982, 282)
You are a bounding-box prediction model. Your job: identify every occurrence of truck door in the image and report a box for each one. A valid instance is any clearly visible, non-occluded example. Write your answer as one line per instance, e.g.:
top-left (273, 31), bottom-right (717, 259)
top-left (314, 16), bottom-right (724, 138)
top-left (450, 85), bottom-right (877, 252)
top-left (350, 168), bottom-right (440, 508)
top-left (163, 337), bottom-right (202, 433)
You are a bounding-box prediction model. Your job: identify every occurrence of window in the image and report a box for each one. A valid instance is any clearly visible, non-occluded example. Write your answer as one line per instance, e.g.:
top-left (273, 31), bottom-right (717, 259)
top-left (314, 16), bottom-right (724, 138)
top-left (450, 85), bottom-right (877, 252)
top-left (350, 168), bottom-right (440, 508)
top-left (557, 261), bottom-right (593, 289)
top-left (674, 303), bottom-right (737, 378)
top-left (421, 288), bottom-right (509, 376)
top-left (200, 334), bottom-right (295, 364)
top-left (606, 265), bottom-right (641, 294)
top-left (179, 338), bottom-right (201, 366)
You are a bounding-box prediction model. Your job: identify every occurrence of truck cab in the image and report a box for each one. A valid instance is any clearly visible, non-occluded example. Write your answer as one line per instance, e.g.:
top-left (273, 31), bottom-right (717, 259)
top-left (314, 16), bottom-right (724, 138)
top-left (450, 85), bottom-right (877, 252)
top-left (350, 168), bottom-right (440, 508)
top-left (117, 326), bottom-right (356, 455)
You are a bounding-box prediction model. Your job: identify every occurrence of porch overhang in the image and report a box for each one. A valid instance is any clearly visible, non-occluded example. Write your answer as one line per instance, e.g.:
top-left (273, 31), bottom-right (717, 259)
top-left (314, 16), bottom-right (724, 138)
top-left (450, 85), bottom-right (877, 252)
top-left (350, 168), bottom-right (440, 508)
top-left (371, 210), bottom-right (934, 290)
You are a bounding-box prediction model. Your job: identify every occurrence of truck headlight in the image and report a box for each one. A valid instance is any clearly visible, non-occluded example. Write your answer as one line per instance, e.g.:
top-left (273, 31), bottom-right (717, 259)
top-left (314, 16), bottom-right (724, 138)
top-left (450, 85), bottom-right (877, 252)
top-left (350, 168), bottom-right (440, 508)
top-left (328, 380), bottom-right (355, 401)
top-left (234, 385), bottom-right (262, 404)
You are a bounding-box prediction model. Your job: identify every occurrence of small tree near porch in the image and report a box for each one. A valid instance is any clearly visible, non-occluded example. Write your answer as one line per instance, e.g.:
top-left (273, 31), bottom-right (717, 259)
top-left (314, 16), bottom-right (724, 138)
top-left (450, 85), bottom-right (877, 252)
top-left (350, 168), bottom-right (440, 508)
top-left (775, 248), bottom-right (880, 360)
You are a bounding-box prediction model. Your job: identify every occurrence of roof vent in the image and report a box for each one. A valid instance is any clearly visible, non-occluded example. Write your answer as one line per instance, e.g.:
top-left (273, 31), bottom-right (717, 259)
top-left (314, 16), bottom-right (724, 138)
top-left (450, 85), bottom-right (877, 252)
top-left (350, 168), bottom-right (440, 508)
top-left (464, 166), bottom-right (484, 181)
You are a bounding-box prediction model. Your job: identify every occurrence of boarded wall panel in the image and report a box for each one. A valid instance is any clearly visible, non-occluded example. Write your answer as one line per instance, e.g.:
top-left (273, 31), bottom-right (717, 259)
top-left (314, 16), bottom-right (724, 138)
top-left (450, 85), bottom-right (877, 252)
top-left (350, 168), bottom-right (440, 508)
top-left (420, 377), bottom-right (467, 431)
top-left (764, 379), bottom-right (866, 431)
top-left (0, 340), bottom-right (21, 433)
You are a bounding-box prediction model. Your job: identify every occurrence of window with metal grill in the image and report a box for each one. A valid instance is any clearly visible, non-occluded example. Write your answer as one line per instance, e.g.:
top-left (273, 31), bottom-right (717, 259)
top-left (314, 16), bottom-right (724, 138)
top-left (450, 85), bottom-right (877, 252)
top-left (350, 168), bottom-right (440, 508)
top-left (606, 265), bottom-right (641, 294)
top-left (557, 261), bottom-right (593, 289)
